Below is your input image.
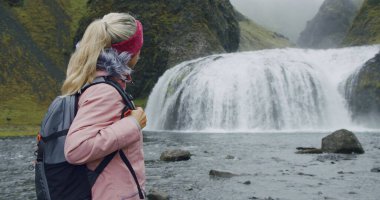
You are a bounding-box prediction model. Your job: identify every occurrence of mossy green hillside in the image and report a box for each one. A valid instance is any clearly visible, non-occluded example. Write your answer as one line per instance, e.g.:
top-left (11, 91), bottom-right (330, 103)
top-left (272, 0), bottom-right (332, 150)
top-left (0, 1), bottom-right (83, 137)
top-left (343, 0), bottom-right (380, 45)
top-left (0, 94), bottom-right (47, 137)
top-left (238, 20), bottom-right (291, 51)
top-left (0, 28), bottom-right (57, 137)
top-left (11, 0), bottom-right (68, 70)
top-left (57, 0), bottom-right (88, 38)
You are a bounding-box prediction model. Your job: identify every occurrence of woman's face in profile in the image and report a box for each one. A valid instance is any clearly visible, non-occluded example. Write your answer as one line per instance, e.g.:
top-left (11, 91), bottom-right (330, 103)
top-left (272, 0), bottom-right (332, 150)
top-left (127, 51), bottom-right (141, 69)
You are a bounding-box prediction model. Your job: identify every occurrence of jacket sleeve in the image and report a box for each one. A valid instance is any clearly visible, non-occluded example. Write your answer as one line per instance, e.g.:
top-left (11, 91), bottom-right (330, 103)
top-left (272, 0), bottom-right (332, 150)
top-left (64, 84), bottom-right (141, 165)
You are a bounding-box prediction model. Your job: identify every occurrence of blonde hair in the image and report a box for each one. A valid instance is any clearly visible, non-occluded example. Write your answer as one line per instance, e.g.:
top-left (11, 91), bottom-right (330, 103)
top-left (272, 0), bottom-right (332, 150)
top-left (61, 13), bottom-right (137, 95)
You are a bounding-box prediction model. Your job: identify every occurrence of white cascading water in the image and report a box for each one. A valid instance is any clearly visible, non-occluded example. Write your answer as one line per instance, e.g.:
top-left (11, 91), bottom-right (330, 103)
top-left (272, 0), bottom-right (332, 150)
top-left (145, 46), bottom-right (380, 132)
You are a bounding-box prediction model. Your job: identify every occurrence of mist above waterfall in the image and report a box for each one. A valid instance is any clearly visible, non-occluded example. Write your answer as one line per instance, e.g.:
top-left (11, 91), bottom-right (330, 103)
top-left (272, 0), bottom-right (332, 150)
top-left (230, 0), bottom-right (325, 42)
top-left (146, 46), bottom-right (380, 132)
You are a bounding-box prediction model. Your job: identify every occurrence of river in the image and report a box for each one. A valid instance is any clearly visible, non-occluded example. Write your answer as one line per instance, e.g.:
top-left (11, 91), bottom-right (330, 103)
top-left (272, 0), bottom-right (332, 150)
top-left (1, 131), bottom-right (380, 200)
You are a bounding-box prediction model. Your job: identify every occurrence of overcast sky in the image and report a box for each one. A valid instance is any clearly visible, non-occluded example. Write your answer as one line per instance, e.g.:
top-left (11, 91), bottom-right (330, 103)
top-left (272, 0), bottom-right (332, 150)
top-left (230, 0), bottom-right (325, 42)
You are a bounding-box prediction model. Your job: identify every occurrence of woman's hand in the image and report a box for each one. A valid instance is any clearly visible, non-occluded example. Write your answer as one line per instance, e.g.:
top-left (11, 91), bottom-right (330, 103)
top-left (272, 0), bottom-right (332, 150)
top-left (130, 107), bottom-right (147, 129)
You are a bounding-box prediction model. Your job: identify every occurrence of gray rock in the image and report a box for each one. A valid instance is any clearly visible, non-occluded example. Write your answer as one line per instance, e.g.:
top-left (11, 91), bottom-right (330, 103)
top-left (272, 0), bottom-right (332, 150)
top-left (243, 180), bottom-right (251, 185)
top-left (209, 169), bottom-right (238, 178)
top-left (147, 189), bottom-right (169, 200)
top-left (370, 167), bottom-right (380, 172)
top-left (225, 155), bottom-right (235, 159)
top-left (160, 149), bottom-right (191, 162)
top-left (297, 172), bottom-right (315, 177)
top-left (321, 129), bottom-right (364, 154)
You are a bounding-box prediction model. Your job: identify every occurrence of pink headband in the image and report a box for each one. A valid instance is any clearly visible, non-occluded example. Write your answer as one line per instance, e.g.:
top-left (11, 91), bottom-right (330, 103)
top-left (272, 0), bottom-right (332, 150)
top-left (111, 20), bottom-right (143, 56)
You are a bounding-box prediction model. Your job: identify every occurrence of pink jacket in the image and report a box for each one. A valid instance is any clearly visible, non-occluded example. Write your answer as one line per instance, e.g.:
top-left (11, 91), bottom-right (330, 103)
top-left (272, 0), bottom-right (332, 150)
top-left (64, 80), bottom-right (145, 200)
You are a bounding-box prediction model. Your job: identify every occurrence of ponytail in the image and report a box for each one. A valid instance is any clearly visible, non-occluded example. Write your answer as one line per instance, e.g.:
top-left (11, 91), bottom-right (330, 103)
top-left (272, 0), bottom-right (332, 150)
top-left (61, 20), bottom-right (111, 95)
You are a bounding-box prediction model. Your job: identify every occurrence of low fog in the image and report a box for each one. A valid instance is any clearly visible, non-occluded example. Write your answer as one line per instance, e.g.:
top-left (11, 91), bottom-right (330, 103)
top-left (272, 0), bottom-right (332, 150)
top-left (230, 0), bottom-right (325, 42)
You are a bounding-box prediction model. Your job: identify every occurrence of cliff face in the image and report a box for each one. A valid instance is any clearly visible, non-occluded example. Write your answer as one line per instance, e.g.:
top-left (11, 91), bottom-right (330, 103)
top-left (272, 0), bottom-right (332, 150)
top-left (297, 0), bottom-right (361, 48)
top-left (346, 52), bottom-right (380, 128)
top-left (343, 0), bottom-right (380, 45)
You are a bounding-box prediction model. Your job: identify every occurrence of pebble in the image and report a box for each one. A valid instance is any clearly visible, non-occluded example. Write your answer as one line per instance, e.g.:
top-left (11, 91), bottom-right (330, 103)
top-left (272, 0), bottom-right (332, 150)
top-left (370, 167), bottom-right (380, 172)
top-left (243, 180), bottom-right (251, 185)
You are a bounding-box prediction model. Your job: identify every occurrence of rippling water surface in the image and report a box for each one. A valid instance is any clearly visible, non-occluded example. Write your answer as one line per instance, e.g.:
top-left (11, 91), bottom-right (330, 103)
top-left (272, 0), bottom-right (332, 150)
top-left (1, 131), bottom-right (380, 200)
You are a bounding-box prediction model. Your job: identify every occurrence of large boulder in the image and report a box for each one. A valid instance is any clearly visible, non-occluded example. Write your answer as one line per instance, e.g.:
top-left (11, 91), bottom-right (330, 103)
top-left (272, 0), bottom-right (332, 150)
top-left (321, 129), bottom-right (364, 154)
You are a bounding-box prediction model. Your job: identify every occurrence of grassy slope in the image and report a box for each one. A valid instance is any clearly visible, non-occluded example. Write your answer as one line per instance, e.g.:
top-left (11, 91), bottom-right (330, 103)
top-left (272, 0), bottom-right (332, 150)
top-left (238, 20), bottom-right (291, 51)
top-left (343, 0), bottom-right (380, 45)
top-left (0, 0), bottom-right (88, 137)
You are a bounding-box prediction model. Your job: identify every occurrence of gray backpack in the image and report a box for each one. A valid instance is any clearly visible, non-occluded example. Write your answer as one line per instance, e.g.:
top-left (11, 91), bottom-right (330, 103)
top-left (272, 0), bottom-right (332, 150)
top-left (35, 77), bottom-right (144, 200)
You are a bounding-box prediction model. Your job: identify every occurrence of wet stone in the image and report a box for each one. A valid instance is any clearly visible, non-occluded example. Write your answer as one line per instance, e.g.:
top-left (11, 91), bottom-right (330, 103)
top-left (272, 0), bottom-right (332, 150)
top-left (147, 189), bottom-right (169, 200)
top-left (370, 167), bottom-right (380, 172)
top-left (297, 172), bottom-right (315, 177)
top-left (243, 180), bottom-right (251, 185)
top-left (209, 169), bottom-right (238, 178)
top-left (160, 149), bottom-right (191, 162)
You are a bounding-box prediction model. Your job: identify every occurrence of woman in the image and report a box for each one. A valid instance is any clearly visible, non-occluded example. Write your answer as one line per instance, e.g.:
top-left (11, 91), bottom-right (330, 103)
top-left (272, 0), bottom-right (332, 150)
top-left (62, 13), bottom-right (147, 199)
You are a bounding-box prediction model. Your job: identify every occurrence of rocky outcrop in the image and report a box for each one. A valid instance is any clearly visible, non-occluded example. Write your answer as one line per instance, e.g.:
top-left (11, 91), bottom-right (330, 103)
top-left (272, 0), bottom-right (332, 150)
top-left (160, 149), bottom-right (191, 162)
top-left (321, 129), bottom-right (364, 154)
top-left (343, 0), bottom-right (380, 45)
top-left (346, 52), bottom-right (380, 128)
top-left (297, 0), bottom-right (361, 48)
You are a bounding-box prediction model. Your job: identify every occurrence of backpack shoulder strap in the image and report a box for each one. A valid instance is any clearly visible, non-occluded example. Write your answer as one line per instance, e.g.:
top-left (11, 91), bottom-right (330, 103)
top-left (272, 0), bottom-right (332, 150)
top-left (103, 77), bottom-right (136, 110)
top-left (78, 76), bottom-right (135, 110)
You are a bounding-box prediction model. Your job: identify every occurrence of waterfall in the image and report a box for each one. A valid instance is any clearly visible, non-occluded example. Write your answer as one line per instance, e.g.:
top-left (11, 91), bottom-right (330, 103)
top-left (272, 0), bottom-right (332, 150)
top-left (145, 46), bottom-right (380, 131)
